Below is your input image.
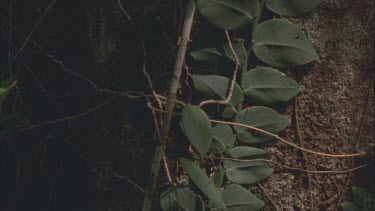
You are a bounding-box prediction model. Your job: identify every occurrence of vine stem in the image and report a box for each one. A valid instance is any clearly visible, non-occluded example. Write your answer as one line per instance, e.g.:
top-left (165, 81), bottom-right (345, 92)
top-left (0, 0), bottom-right (57, 78)
top-left (210, 120), bottom-right (366, 158)
top-left (221, 158), bottom-right (367, 174)
top-left (198, 30), bottom-right (239, 107)
top-left (141, 1), bottom-right (196, 211)
top-left (335, 72), bottom-right (374, 209)
top-left (294, 97), bottom-right (314, 209)
top-left (258, 184), bottom-right (279, 211)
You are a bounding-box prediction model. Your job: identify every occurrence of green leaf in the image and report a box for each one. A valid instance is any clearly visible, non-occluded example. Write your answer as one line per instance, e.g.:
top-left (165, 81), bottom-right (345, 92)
top-left (223, 147), bottom-right (273, 184)
top-left (178, 158), bottom-right (225, 209)
top-left (340, 202), bottom-right (361, 211)
top-left (365, 192), bottom-right (375, 210)
top-left (266, 0), bottom-right (323, 17)
top-left (213, 166), bottom-right (225, 188)
top-left (252, 19), bottom-right (319, 67)
top-left (193, 75), bottom-right (244, 118)
top-left (242, 67), bottom-right (300, 106)
top-left (0, 78), bottom-right (17, 105)
top-left (352, 186), bottom-right (368, 206)
top-left (181, 105), bottom-right (213, 158)
top-left (234, 106), bottom-right (289, 144)
top-left (209, 124), bottom-right (236, 154)
top-left (196, 0), bottom-right (259, 30)
top-left (212, 184), bottom-right (264, 210)
top-left (190, 39), bottom-right (247, 77)
top-left (160, 187), bottom-right (206, 211)
top-left (351, 187), bottom-right (375, 210)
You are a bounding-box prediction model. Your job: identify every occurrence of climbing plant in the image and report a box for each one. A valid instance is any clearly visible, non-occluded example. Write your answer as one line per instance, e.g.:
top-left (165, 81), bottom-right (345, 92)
top-left (158, 0), bottom-right (323, 210)
top-left (341, 186), bottom-right (375, 211)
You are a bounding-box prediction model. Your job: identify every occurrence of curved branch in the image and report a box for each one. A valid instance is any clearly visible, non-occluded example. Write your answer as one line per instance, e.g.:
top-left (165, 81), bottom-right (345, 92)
top-left (210, 119), bottom-right (366, 158)
top-left (141, 1), bottom-right (196, 211)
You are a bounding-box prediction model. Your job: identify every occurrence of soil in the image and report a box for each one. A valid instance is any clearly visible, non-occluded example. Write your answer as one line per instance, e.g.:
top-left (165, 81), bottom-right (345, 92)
top-left (259, 1), bottom-right (375, 210)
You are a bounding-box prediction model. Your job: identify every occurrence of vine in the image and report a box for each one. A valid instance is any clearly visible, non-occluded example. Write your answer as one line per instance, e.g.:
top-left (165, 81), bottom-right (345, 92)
top-left (0, 0), bottom-right (371, 211)
top-left (140, 0), bottom-right (369, 210)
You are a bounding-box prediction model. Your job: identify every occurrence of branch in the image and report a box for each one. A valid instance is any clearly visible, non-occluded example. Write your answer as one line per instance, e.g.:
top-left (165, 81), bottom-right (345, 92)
top-left (16, 97), bottom-right (116, 133)
top-left (113, 172), bottom-right (145, 193)
top-left (141, 1), bottom-right (196, 211)
top-left (210, 119), bottom-right (366, 158)
top-left (258, 184), bottom-right (279, 211)
top-left (116, 0), bottom-right (163, 108)
top-left (45, 50), bottom-right (147, 99)
top-left (335, 72), bottom-right (374, 209)
top-left (198, 30), bottom-right (239, 107)
top-left (294, 97), bottom-right (314, 209)
top-left (221, 158), bottom-right (367, 174)
top-left (1, 0), bottom-right (57, 78)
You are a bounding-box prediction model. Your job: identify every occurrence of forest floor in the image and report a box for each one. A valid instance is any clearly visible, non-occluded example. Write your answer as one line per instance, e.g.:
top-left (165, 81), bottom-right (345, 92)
top-left (259, 1), bottom-right (374, 210)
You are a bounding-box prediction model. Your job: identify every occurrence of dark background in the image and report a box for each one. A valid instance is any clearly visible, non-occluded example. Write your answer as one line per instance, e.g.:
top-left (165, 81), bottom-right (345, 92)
top-left (0, 0), bottom-right (178, 210)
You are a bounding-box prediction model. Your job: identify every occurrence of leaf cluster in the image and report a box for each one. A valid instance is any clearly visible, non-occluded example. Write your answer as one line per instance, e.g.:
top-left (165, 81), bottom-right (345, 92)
top-left (161, 0), bottom-right (323, 210)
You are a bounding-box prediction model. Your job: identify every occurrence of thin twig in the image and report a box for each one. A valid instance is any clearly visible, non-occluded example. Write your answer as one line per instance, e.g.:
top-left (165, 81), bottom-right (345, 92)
top-left (222, 158), bottom-right (367, 174)
top-left (24, 62), bottom-right (66, 114)
top-left (156, 95), bottom-right (186, 106)
top-left (142, 1), bottom-right (196, 210)
top-left (335, 73), bottom-right (374, 209)
top-left (117, 4), bottom-right (167, 188)
top-left (294, 97), bottom-right (314, 209)
top-left (146, 101), bottom-right (181, 116)
top-left (1, 2), bottom-right (157, 101)
top-left (147, 97), bottom-right (174, 185)
top-left (8, 0), bottom-right (12, 76)
top-left (1, 0), bottom-right (57, 78)
top-left (155, 15), bottom-right (176, 59)
top-left (258, 183), bottom-right (279, 211)
top-left (116, 0), bottom-right (163, 109)
top-left (17, 96), bottom-right (116, 132)
top-left (45, 53), bottom-right (146, 99)
top-left (198, 30), bottom-right (239, 107)
top-left (210, 119), bottom-right (366, 158)
top-left (113, 172), bottom-right (145, 193)
top-left (148, 99), bottom-right (178, 210)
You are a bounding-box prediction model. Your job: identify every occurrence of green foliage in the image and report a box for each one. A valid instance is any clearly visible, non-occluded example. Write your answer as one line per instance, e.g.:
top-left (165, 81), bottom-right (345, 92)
top-left (341, 187), bottom-right (375, 211)
top-left (211, 184), bottom-right (264, 211)
top-left (252, 19), bottom-right (319, 67)
top-left (160, 187), bottom-right (206, 211)
top-left (209, 124), bottom-right (236, 154)
top-left (170, 0), bottom-right (321, 209)
top-left (242, 67), bottom-right (300, 106)
top-left (181, 105), bottom-right (213, 158)
top-left (178, 158), bottom-right (225, 209)
top-left (195, 0), bottom-right (259, 30)
top-left (190, 39), bottom-right (247, 77)
top-left (340, 202), bottom-right (361, 211)
top-left (213, 166), bottom-right (225, 188)
top-left (224, 147), bottom-right (273, 184)
top-left (266, 0), bottom-right (323, 17)
top-left (0, 77), bottom-right (17, 106)
top-left (235, 106), bottom-right (289, 144)
top-left (192, 75), bottom-right (244, 118)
